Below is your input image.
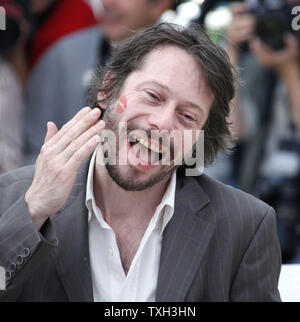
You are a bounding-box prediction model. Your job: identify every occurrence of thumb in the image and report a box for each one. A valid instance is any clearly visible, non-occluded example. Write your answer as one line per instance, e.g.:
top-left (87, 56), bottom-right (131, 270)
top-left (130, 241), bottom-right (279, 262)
top-left (44, 121), bottom-right (58, 143)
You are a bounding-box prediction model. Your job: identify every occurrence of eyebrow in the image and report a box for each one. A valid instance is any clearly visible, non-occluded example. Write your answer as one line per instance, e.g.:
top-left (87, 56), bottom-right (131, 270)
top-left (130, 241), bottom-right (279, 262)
top-left (138, 80), bottom-right (204, 114)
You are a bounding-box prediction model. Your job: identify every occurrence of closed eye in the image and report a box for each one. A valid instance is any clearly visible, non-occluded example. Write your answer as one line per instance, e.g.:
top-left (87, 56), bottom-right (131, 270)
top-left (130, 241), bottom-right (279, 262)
top-left (177, 112), bottom-right (199, 128)
top-left (181, 113), bottom-right (197, 123)
top-left (146, 91), bottom-right (159, 101)
top-left (183, 114), bottom-right (196, 121)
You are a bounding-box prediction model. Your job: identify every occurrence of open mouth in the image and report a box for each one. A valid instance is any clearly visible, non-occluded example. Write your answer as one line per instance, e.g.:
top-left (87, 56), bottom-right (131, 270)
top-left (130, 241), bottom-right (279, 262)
top-left (128, 134), bottom-right (165, 164)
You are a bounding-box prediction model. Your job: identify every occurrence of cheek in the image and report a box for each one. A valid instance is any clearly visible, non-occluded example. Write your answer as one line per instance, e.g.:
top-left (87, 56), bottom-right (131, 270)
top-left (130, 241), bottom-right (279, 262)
top-left (117, 96), bottom-right (128, 114)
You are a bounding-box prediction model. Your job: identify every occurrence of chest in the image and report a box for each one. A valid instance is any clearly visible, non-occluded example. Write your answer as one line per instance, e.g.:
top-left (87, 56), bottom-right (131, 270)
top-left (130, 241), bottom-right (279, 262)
top-left (88, 215), bottom-right (164, 301)
top-left (112, 219), bottom-right (150, 274)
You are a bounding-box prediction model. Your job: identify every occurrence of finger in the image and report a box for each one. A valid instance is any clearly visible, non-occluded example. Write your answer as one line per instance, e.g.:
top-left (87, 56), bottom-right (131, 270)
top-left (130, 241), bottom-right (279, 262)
top-left (249, 38), bottom-right (279, 65)
top-left (255, 38), bottom-right (282, 57)
top-left (59, 120), bottom-right (105, 163)
top-left (44, 122), bottom-right (58, 143)
top-left (64, 134), bottom-right (102, 172)
top-left (53, 108), bottom-right (102, 155)
top-left (46, 106), bottom-right (92, 147)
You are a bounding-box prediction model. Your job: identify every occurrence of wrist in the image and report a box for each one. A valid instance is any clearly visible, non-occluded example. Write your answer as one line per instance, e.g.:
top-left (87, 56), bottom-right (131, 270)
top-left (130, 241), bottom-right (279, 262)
top-left (25, 190), bottom-right (49, 226)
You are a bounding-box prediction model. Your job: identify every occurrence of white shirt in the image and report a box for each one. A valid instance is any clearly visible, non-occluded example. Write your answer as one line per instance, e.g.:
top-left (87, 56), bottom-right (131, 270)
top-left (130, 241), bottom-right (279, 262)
top-left (85, 149), bottom-right (176, 302)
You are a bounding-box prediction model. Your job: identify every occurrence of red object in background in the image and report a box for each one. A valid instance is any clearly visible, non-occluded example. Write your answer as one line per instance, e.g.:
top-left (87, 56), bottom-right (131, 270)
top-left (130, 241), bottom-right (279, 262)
top-left (30, 0), bottom-right (100, 69)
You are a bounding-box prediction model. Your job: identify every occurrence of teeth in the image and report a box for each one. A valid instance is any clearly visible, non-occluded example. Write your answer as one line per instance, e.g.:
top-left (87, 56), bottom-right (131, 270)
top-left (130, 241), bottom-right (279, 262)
top-left (130, 135), bottom-right (162, 154)
top-left (129, 135), bottom-right (137, 143)
top-left (150, 144), bottom-right (157, 153)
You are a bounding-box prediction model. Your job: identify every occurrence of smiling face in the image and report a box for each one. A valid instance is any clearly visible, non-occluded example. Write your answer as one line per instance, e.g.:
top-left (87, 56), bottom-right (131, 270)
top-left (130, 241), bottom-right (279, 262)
top-left (98, 45), bottom-right (214, 191)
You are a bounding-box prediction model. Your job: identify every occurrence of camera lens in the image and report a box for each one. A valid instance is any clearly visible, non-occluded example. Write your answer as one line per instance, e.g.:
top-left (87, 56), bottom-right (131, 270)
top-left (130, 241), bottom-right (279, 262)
top-left (256, 13), bottom-right (290, 50)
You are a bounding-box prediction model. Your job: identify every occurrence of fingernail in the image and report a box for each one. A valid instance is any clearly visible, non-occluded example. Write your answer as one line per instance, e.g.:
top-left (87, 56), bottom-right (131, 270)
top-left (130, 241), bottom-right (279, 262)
top-left (98, 120), bottom-right (105, 128)
top-left (92, 108), bottom-right (100, 117)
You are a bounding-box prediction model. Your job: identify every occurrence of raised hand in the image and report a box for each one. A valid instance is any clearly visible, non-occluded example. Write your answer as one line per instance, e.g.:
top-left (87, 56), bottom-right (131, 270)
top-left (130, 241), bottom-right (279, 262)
top-left (25, 107), bottom-right (105, 229)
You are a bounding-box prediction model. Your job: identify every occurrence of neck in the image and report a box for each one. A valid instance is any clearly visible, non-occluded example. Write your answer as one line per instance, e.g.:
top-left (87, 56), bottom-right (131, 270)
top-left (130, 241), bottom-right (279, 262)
top-left (93, 149), bottom-right (171, 225)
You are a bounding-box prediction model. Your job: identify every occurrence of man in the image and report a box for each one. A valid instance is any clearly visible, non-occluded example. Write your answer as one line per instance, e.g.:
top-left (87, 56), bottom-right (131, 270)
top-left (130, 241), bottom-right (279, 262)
top-left (0, 23), bottom-right (281, 301)
top-left (25, 0), bottom-right (173, 164)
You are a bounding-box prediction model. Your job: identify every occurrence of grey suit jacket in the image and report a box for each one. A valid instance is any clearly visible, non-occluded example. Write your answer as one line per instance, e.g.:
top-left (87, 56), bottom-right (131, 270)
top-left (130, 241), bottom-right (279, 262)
top-left (0, 158), bottom-right (281, 302)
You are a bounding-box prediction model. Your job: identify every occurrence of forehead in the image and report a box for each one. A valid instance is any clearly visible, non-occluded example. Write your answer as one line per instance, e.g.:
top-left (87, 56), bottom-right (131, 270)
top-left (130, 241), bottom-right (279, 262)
top-left (123, 45), bottom-right (211, 103)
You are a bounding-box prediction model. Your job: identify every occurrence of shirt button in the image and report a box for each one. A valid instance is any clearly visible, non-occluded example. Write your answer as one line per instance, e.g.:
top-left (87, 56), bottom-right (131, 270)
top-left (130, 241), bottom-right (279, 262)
top-left (109, 248), bottom-right (114, 257)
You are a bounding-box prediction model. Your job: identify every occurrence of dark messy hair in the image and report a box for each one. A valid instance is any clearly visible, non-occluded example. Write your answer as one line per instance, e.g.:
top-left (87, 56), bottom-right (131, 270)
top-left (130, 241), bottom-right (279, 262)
top-left (87, 22), bottom-right (237, 174)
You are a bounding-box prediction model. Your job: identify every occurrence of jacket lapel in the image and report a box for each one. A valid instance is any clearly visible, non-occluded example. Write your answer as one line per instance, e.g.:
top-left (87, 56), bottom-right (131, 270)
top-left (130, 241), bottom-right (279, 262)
top-left (50, 158), bottom-right (94, 302)
top-left (156, 176), bottom-right (215, 302)
top-left (48, 157), bottom-right (215, 302)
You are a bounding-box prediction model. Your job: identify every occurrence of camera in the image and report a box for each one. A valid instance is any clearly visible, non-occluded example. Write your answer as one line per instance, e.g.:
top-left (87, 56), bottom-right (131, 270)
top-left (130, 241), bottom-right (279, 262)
top-left (246, 0), bottom-right (296, 50)
top-left (197, 0), bottom-right (298, 50)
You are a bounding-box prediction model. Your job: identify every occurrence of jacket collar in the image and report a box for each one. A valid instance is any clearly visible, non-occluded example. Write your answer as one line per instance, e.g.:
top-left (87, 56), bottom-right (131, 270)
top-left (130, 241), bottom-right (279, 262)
top-left (50, 156), bottom-right (214, 302)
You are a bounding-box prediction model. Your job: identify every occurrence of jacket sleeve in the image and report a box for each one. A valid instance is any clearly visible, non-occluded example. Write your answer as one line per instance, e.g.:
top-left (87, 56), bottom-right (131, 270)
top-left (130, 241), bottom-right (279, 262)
top-left (230, 207), bottom-right (282, 302)
top-left (0, 193), bottom-right (58, 301)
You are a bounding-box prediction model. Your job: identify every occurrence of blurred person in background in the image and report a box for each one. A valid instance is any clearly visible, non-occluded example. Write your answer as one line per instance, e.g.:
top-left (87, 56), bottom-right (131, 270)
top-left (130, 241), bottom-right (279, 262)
top-left (223, 0), bottom-right (300, 263)
top-left (25, 0), bottom-right (174, 164)
top-left (0, 0), bottom-right (28, 174)
top-left (28, 0), bottom-right (99, 69)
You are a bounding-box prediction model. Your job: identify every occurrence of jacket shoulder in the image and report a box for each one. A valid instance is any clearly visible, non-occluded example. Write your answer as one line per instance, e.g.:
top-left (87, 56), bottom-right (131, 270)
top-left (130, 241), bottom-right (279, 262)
top-left (195, 173), bottom-right (274, 220)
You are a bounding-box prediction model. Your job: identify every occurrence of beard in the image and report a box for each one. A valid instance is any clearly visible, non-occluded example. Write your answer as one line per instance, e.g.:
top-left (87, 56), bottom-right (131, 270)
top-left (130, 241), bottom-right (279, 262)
top-left (101, 105), bottom-right (178, 191)
top-left (105, 162), bottom-right (177, 191)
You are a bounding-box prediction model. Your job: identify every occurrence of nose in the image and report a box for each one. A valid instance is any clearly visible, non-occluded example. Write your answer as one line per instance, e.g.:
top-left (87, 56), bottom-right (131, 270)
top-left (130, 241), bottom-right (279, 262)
top-left (147, 106), bottom-right (175, 132)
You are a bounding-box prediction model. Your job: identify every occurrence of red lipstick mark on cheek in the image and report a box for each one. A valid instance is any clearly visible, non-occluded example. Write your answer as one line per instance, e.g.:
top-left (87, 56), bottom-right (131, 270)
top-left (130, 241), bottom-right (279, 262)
top-left (117, 96), bottom-right (127, 114)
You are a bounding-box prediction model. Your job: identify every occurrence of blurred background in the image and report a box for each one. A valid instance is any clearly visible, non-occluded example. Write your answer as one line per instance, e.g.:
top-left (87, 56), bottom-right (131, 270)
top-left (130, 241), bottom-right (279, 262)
top-left (0, 0), bottom-right (300, 264)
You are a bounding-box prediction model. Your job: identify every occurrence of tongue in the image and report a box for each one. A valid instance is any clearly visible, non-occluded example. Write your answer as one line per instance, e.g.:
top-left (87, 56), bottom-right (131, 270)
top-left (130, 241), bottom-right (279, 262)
top-left (134, 143), bottom-right (159, 165)
top-left (138, 144), bottom-right (152, 164)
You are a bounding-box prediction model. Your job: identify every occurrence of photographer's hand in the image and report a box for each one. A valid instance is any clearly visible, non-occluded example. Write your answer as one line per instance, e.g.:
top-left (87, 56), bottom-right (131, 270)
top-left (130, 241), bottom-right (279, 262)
top-left (224, 2), bottom-right (254, 139)
top-left (25, 107), bottom-right (105, 230)
top-left (249, 34), bottom-right (299, 71)
top-left (225, 2), bottom-right (255, 65)
top-left (250, 34), bottom-right (300, 132)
